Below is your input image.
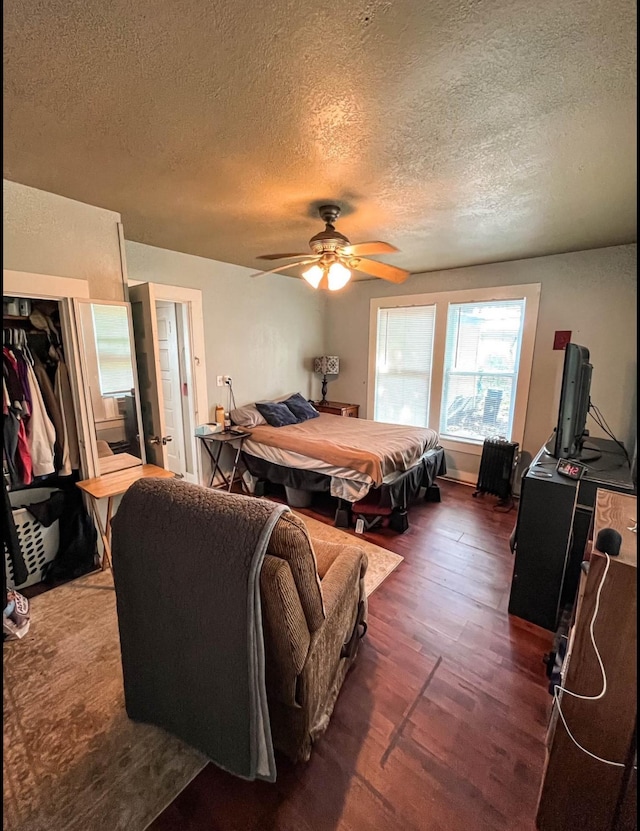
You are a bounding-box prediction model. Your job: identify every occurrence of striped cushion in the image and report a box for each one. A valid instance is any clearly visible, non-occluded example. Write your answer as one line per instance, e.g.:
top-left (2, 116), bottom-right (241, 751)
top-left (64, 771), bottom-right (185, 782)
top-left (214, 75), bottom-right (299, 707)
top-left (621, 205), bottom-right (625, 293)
top-left (267, 513), bottom-right (325, 632)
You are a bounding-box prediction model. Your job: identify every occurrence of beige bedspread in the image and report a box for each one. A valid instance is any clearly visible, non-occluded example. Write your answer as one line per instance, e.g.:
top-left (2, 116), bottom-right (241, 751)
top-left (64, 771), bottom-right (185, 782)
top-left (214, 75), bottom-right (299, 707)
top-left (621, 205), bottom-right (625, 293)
top-left (247, 414), bottom-right (439, 485)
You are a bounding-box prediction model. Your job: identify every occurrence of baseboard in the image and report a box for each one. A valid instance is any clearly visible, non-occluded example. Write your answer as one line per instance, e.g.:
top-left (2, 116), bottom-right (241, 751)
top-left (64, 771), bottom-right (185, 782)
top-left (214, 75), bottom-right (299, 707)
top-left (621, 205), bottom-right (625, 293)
top-left (440, 472), bottom-right (476, 487)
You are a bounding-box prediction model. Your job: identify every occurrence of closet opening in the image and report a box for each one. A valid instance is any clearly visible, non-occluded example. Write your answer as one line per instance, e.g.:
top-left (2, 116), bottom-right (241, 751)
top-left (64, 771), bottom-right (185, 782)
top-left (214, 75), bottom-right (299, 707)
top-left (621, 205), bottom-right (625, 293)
top-left (3, 293), bottom-right (98, 598)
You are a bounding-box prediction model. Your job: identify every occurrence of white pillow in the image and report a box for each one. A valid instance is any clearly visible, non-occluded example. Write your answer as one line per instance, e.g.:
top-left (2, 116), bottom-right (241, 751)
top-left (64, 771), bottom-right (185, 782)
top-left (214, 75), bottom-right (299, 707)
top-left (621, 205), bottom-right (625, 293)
top-left (230, 405), bottom-right (267, 428)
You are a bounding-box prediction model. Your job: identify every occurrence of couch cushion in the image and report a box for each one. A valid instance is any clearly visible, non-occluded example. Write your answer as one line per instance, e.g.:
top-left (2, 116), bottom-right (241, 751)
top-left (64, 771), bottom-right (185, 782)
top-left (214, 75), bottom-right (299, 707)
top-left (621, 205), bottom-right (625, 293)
top-left (267, 513), bottom-right (325, 632)
top-left (312, 539), bottom-right (346, 579)
top-left (260, 555), bottom-right (310, 707)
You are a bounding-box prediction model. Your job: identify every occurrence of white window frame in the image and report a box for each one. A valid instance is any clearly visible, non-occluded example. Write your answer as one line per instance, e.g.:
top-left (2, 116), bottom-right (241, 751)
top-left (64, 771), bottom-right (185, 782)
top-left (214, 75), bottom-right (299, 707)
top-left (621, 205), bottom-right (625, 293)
top-left (367, 283), bottom-right (541, 456)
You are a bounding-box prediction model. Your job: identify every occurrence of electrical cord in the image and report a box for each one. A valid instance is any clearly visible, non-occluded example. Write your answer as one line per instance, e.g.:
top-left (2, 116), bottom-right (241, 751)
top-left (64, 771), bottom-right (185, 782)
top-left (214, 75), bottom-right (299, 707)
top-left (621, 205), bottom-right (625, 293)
top-left (588, 403), bottom-right (630, 464)
top-left (552, 552), bottom-right (625, 767)
top-left (225, 378), bottom-right (237, 413)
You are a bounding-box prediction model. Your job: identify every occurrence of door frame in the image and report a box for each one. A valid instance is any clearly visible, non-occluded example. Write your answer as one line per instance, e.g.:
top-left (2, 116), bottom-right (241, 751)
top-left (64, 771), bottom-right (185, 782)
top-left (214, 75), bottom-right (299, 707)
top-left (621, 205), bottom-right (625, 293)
top-left (129, 280), bottom-right (209, 485)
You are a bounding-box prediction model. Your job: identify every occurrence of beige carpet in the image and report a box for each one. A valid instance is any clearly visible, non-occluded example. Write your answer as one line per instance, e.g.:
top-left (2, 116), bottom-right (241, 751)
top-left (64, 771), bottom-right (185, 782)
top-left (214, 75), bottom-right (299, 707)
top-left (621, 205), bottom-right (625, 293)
top-left (297, 513), bottom-right (404, 596)
top-left (3, 519), bottom-right (401, 831)
top-left (3, 570), bottom-right (208, 831)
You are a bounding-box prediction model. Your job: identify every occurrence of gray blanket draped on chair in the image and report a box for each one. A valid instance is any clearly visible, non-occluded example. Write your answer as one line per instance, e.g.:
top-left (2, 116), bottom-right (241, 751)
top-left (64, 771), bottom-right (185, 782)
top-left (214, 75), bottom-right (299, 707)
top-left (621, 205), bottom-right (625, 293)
top-left (110, 478), bottom-right (289, 782)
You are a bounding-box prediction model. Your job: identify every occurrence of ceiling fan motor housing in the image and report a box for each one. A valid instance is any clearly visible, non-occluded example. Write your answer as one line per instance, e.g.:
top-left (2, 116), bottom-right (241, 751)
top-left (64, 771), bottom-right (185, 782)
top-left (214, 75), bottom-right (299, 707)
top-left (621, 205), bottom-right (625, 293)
top-left (309, 204), bottom-right (350, 254)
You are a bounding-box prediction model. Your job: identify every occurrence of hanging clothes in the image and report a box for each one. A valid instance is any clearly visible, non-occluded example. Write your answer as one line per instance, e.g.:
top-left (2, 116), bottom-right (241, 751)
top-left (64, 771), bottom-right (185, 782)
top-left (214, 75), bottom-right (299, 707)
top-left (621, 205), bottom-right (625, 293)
top-left (32, 354), bottom-right (65, 471)
top-left (2, 347), bottom-right (32, 486)
top-left (3, 404), bottom-right (21, 488)
top-left (25, 360), bottom-right (56, 477)
top-left (3, 305), bottom-right (80, 485)
top-left (13, 350), bottom-right (32, 413)
top-left (54, 354), bottom-right (80, 475)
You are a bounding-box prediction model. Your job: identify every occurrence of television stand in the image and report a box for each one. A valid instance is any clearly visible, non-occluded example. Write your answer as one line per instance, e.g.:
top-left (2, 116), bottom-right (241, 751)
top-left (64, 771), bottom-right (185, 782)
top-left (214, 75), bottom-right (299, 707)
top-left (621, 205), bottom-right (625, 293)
top-left (508, 436), bottom-right (634, 631)
top-left (576, 443), bottom-right (602, 463)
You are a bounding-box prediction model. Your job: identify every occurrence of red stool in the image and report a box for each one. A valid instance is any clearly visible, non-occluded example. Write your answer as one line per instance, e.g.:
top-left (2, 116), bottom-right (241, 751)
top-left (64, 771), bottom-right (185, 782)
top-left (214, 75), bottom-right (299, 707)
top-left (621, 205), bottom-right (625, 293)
top-left (352, 489), bottom-right (394, 531)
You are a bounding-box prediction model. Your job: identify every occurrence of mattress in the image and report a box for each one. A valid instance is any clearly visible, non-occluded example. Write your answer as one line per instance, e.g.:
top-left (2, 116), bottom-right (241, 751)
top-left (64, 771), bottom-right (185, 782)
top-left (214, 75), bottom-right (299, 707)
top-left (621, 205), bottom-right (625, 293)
top-left (244, 413), bottom-right (439, 486)
top-left (242, 414), bottom-right (440, 501)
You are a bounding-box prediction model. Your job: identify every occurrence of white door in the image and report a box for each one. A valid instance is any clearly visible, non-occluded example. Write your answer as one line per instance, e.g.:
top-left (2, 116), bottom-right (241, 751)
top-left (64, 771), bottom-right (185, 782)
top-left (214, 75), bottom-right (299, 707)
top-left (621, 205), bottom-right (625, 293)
top-left (128, 283), bottom-right (169, 469)
top-left (155, 301), bottom-right (187, 477)
top-left (129, 283), bottom-right (205, 483)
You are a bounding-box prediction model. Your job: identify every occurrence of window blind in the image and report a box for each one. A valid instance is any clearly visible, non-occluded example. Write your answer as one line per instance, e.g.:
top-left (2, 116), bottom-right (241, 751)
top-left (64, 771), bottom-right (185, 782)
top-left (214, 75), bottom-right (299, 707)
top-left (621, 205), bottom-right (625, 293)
top-left (374, 305), bottom-right (435, 427)
top-left (440, 299), bottom-right (525, 441)
top-left (91, 304), bottom-right (135, 397)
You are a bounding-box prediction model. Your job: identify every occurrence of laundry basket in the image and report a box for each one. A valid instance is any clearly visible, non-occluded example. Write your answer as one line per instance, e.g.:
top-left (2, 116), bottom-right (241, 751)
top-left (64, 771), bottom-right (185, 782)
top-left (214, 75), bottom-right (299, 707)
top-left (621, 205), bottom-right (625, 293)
top-left (4, 488), bottom-right (61, 589)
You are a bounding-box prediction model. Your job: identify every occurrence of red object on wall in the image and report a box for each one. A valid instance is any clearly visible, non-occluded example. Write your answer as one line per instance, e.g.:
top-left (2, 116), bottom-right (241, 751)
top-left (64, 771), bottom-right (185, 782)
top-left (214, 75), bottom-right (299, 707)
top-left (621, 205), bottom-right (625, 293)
top-left (553, 331), bottom-right (572, 350)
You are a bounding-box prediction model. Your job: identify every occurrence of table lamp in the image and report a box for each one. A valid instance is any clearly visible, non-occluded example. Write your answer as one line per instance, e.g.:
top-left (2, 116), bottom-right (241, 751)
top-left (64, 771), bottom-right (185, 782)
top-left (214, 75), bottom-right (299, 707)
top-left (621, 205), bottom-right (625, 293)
top-left (314, 356), bottom-right (339, 404)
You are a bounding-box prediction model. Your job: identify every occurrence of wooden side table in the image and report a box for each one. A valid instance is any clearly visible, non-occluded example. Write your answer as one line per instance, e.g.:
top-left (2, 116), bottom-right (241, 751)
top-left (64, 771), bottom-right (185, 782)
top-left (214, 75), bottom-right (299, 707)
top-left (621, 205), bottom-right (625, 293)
top-left (536, 489), bottom-right (637, 831)
top-left (314, 401), bottom-right (360, 418)
top-left (76, 464), bottom-right (175, 570)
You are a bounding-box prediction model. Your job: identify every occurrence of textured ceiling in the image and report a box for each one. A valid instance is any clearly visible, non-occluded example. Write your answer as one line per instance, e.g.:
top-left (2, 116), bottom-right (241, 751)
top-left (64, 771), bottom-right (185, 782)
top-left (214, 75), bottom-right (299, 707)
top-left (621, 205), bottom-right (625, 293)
top-left (3, 0), bottom-right (637, 280)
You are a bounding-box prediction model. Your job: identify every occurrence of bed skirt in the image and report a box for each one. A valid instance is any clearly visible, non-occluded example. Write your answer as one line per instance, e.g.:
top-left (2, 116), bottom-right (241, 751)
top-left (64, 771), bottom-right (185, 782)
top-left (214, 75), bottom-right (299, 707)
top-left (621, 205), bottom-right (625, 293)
top-left (241, 446), bottom-right (446, 529)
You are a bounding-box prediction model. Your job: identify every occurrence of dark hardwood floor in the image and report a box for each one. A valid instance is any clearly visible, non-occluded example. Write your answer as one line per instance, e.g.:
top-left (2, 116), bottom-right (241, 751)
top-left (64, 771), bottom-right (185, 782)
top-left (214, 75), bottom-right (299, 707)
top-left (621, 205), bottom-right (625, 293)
top-left (150, 479), bottom-right (553, 831)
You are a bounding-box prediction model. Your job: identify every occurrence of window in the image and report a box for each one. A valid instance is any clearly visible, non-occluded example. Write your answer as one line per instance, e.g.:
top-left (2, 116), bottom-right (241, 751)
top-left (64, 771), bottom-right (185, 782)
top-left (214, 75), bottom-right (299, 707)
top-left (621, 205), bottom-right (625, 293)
top-left (368, 285), bottom-right (540, 452)
top-left (374, 305), bottom-right (436, 427)
top-left (441, 299), bottom-right (525, 442)
top-left (91, 304), bottom-right (135, 396)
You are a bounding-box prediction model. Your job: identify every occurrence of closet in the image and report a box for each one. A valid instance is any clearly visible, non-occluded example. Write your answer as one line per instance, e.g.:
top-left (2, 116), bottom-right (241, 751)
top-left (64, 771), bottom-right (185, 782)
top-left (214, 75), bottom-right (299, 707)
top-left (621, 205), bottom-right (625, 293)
top-left (3, 272), bottom-right (146, 594)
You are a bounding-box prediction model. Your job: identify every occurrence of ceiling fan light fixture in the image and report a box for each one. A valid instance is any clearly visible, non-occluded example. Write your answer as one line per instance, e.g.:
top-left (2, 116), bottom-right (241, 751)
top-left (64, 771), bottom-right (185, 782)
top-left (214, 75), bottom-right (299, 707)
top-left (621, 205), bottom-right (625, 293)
top-left (254, 204), bottom-right (408, 286)
top-left (301, 264), bottom-right (323, 289)
top-left (327, 261), bottom-right (351, 291)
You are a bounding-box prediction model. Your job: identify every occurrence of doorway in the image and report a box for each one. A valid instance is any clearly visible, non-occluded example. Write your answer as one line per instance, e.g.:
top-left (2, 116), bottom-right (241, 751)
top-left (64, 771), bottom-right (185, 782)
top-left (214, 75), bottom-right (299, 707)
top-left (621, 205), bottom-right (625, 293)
top-left (155, 300), bottom-right (192, 478)
top-left (129, 282), bottom-right (208, 485)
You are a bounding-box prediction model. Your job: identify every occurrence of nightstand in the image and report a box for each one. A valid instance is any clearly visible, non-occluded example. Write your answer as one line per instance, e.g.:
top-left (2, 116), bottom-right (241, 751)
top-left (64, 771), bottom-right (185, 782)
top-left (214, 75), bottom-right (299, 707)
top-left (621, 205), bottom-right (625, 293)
top-left (314, 401), bottom-right (359, 418)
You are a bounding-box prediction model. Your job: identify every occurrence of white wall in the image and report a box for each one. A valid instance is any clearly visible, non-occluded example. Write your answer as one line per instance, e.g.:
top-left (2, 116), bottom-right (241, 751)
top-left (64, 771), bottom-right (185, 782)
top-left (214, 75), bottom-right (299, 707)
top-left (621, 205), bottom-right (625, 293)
top-left (325, 245), bottom-right (637, 482)
top-left (3, 180), bottom-right (125, 301)
top-left (125, 241), bottom-right (326, 421)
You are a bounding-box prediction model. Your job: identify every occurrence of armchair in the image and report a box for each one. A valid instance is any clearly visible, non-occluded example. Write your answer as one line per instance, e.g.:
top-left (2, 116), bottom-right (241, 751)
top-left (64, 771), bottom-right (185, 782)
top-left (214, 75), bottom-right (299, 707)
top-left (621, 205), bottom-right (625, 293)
top-left (111, 482), bottom-right (367, 771)
top-left (260, 512), bottom-right (368, 761)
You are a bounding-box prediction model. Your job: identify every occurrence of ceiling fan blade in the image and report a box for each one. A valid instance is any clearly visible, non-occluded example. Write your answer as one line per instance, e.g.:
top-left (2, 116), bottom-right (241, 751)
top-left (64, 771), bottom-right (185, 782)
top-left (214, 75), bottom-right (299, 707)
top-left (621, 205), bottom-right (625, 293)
top-left (256, 253), bottom-right (310, 261)
top-left (349, 257), bottom-right (410, 284)
top-left (250, 258), bottom-right (318, 278)
top-left (344, 241), bottom-right (399, 256)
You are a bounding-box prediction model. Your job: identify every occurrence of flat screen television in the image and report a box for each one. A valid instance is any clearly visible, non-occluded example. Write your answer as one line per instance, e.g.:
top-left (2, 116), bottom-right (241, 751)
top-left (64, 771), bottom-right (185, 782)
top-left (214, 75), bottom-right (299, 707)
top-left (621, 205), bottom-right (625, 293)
top-left (552, 343), bottom-right (599, 461)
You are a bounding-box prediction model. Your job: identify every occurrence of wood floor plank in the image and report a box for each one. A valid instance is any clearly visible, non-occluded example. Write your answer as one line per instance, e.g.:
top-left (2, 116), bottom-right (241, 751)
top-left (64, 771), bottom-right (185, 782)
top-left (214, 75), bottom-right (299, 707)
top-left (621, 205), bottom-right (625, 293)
top-left (149, 480), bottom-right (553, 831)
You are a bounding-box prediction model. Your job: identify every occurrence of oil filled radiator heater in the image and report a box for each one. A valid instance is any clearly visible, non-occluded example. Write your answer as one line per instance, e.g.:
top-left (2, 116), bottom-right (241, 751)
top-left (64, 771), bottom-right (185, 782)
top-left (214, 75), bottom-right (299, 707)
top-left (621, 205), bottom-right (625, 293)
top-left (473, 438), bottom-right (519, 502)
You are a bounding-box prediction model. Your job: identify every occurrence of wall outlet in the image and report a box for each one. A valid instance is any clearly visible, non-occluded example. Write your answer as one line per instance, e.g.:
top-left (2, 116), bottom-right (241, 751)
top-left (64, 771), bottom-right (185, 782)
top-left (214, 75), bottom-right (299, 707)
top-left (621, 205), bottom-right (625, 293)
top-left (223, 375), bottom-right (232, 385)
top-left (216, 375), bottom-right (224, 387)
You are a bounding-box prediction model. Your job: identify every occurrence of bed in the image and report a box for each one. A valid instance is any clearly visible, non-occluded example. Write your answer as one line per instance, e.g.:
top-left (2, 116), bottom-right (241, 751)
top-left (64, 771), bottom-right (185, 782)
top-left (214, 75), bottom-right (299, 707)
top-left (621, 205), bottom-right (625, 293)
top-left (239, 412), bottom-right (446, 531)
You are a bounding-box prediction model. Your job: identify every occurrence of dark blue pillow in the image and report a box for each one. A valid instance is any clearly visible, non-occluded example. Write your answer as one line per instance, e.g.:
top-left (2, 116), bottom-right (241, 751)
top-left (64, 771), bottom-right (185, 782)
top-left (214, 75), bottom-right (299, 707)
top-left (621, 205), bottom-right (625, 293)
top-left (283, 393), bottom-right (320, 422)
top-left (255, 401), bottom-right (300, 427)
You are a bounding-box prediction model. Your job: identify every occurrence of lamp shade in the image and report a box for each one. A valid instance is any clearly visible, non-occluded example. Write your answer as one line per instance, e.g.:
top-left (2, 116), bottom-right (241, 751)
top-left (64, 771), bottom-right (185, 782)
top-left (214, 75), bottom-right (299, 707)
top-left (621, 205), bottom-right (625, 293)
top-left (314, 356), bottom-right (339, 376)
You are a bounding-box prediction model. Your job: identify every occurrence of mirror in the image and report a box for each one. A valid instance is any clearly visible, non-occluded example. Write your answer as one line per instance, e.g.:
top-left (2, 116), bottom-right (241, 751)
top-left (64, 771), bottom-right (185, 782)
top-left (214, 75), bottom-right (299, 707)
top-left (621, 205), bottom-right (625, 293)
top-left (77, 301), bottom-right (146, 475)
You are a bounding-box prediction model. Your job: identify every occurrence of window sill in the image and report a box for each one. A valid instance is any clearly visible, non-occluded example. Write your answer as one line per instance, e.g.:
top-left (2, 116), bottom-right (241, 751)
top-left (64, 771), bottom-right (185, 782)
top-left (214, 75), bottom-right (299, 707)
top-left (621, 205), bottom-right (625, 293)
top-left (439, 436), bottom-right (488, 456)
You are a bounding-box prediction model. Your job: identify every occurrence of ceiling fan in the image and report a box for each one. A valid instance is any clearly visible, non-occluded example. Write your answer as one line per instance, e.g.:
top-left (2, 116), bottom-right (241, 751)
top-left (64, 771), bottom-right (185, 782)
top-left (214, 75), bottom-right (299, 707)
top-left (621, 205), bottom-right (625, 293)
top-left (252, 205), bottom-right (410, 290)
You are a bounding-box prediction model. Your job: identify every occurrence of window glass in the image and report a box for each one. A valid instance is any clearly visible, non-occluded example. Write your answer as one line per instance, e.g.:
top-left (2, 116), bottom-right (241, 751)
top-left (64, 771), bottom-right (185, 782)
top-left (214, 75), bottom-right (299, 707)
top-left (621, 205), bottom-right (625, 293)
top-left (91, 304), bottom-right (135, 396)
top-left (440, 299), bottom-right (525, 441)
top-left (374, 305), bottom-right (435, 427)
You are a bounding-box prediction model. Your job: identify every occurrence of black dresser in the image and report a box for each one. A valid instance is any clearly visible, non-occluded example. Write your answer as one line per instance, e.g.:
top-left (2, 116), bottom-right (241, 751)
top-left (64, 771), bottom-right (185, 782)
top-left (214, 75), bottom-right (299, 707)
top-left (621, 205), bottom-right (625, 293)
top-left (508, 437), bottom-right (635, 631)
